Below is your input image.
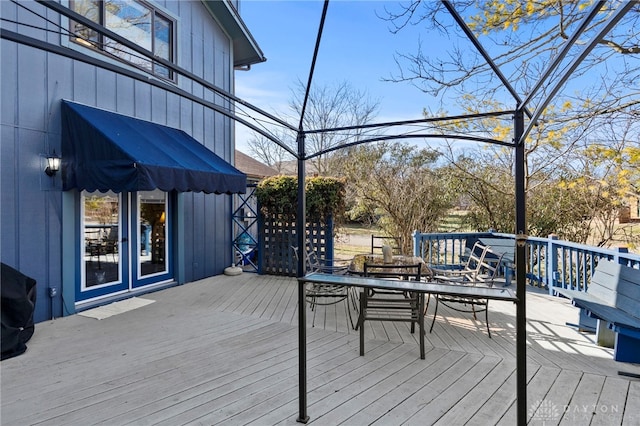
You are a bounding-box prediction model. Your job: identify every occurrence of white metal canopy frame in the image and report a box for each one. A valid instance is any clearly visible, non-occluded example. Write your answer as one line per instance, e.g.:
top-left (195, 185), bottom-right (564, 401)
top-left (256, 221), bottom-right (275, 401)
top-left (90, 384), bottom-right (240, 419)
top-left (2, 1), bottom-right (636, 424)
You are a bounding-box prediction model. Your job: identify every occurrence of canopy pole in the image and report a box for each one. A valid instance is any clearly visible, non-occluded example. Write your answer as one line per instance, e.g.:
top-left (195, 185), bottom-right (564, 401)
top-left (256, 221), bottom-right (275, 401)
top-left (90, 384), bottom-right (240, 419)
top-left (297, 2), bottom-right (329, 421)
top-left (296, 131), bottom-right (309, 424)
top-left (514, 107), bottom-right (527, 425)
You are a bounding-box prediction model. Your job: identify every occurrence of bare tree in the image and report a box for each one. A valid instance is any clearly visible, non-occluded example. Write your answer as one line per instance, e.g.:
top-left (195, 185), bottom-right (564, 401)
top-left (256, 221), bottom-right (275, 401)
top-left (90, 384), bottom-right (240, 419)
top-left (247, 128), bottom-right (295, 174)
top-left (382, 1), bottom-right (640, 108)
top-left (342, 141), bottom-right (455, 253)
top-left (290, 80), bottom-right (380, 175)
top-left (246, 80), bottom-right (380, 176)
top-left (382, 1), bottom-right (640, 162)
top-left (379, 1), bottom-right (640, 249)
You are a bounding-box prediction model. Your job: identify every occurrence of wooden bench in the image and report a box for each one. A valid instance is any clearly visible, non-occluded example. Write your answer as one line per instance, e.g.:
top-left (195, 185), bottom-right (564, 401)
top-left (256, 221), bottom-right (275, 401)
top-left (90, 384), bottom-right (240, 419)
top-left (554, 260), bottom-right (640, 363)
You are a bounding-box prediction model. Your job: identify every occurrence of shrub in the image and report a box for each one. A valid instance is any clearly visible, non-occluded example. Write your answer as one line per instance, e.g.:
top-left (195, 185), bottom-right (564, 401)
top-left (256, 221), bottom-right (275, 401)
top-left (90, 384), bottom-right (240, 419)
top-left (256, 176), bottom-right (345, 220)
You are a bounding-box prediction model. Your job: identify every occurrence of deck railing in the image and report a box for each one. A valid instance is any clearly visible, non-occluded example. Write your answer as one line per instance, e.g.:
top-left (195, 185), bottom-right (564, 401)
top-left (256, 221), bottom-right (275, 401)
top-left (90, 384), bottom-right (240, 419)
top-left (412, 231), bottom-right (640, 295)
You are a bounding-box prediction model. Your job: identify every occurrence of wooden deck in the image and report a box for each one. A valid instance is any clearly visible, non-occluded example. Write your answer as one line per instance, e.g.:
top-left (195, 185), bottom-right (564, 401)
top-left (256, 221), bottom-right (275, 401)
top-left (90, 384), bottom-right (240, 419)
top-left (2, 273), bottom-right (640, 425)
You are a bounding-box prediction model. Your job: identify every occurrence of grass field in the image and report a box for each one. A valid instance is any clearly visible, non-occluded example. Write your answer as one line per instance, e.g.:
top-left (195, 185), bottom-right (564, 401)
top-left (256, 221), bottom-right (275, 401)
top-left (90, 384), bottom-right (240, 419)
top-left (334, 213), bottom-right (472, 259)
top-left (437, 210), bottom-right (474, 232)
top-left (334, 212), bottom-right (640, 258)
top-left (333, 223), bottom-right (377, 260)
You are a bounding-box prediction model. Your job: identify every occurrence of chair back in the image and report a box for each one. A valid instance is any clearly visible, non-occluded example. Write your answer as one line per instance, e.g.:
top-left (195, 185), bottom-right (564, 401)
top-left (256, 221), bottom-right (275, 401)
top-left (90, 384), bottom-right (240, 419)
top-left (305, 243), bottom-right (323, 272)
top-left (431, 243), bottom-right (491, 283)
top-left (363, 262), bottom-right (422, 281)
top-left (473, 251), bottom-right (505, 286)
top-left (291, 245), bottom-right (314, 273)
top-left (292, 242), bottom-right (345, 274)
top-left (452, 245), bottom-right (507, 286)
top-left (463, 242), bottom-right (489, 270)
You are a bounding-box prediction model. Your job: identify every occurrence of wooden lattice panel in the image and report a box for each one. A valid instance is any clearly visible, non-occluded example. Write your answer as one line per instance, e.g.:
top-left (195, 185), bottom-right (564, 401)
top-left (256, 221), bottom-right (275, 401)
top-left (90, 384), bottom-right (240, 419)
top-left (260, 213), bottom-right (333, 276)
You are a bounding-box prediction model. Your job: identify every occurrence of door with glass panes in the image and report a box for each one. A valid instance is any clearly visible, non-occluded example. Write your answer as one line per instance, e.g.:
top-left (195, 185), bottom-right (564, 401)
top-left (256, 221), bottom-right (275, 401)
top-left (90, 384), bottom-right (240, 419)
top-left (80, 190), bottom-right (172, 301)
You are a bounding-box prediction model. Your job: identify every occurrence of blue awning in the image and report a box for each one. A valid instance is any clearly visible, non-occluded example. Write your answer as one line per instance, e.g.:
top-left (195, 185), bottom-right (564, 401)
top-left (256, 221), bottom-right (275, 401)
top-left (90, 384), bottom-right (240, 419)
top-left (61, 100), bottom-right (246, 194)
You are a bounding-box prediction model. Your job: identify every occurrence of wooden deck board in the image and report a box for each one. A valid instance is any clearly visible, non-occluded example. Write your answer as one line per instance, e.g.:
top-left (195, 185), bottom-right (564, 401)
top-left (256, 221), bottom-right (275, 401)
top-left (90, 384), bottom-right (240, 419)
top-left (120, 331), bottom-right (346, 426)
top-left (466, 363), bottom-right (541, 426)
top-left (559, 373), bottom-right (606, 425)
top-left (592, 377), bottom-right (629, 426)
top-left (533, 369), bottom-right (583, 425)
top-left (272, 276), bottom-right (299, 322)
top-left (497, 365), bottom-right (563, 426)
top-left (241, 339), bottom-right (400, 425)
top-left (432, 359), bottom-right (516, 425)
top-left (218, 342), bottom-right (419, 425)
top-left (403, 355), bottom-right (504, 425)
top-left (370, 352), bottom-right (487, 424)
top-left (147, 334), bottom-right (361, 425)
top-left (622, 381), bottom-right (640, 426)
top-left (202, 339), bottom-right (398, 426)
top-left (305, 348), bottom-right (451, 425)
top-left (2, 274), bottom-right (640, 426)
top-left (342, 349), bottom-right (469, 426)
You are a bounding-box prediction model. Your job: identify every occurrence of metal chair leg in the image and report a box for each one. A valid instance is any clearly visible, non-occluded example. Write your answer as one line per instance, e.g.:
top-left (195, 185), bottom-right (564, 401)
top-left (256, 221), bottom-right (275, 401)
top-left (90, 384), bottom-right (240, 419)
top-left (359, 292), bottom-right (366, 356)
top-left (485, 300), bottom-right (491, 338)
top-left (429, 296), bottom-right (439, 333)
top-left (423, 293), bottom-right (431, 315)
top-left (419, 294), bottom-right (425, 359)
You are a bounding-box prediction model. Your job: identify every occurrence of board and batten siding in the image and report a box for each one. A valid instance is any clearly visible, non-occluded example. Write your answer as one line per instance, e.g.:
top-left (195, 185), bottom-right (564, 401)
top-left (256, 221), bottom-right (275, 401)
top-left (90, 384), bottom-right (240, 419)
top-left (1, 0), bottom-right (241, 322)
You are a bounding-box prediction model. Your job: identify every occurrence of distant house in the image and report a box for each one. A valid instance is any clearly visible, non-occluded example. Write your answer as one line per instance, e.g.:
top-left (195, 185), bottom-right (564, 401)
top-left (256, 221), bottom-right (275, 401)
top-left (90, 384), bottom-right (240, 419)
top-left (276, 159), bottom-right (319, 176)
top-left (630, 195), bottom-right (640, 221)
top-left (235, 150), bottom-right (279, 184)
top-left (1, 1), bottom-right (265, 322)
top-left (620, 194), bottom-right (640, 223)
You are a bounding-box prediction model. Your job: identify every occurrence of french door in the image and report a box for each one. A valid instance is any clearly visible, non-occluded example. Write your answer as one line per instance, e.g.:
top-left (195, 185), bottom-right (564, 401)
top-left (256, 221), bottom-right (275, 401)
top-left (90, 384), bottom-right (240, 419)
top-left (78, 190), bottom-right (172, 301)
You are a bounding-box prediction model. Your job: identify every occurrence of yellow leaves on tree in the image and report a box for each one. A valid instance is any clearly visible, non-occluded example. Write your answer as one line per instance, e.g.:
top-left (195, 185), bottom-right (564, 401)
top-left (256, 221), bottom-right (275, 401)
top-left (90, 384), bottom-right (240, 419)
top-left (469, 0), bottom-right (546, 35)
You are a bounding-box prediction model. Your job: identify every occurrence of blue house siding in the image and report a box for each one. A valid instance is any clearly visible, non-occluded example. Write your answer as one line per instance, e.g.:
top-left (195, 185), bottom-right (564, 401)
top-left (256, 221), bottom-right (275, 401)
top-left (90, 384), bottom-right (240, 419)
top-left (1, 0), bottom-right (261, 323)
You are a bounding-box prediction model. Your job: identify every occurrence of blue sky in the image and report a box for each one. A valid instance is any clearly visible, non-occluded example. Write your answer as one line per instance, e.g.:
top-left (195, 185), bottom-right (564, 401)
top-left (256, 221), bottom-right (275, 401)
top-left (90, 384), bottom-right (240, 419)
top-left (234, 2), bottom-right (640, 159)
top-left (234, 1), bottom-right (447, 152)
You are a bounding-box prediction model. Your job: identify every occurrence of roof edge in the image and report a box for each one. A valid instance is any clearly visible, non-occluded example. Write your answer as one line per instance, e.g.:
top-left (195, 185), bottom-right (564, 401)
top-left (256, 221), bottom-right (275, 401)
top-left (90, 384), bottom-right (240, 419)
top-left (202, 0), bottom-right (266, 67)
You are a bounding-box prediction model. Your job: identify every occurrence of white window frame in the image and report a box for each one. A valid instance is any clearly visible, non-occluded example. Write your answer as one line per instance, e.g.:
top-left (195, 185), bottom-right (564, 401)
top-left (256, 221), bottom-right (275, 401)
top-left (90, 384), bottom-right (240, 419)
top-left (66, 0), bottom-right (177, 82)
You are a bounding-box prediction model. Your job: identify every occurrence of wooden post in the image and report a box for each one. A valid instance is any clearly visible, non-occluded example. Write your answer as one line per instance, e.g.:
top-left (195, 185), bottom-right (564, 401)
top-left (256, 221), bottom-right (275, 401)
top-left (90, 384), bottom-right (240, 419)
top-left (616, 245), bottom-right (629, 265)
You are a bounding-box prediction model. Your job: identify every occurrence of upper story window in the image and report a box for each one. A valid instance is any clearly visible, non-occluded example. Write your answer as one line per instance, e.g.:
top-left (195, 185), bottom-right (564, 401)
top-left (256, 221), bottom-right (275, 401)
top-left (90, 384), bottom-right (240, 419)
top-left (70, 0), bottom-right (175, 80)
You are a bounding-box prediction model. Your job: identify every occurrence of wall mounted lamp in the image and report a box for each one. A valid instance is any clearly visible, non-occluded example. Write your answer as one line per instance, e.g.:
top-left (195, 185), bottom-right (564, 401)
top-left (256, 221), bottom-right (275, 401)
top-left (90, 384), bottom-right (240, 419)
top-left (45, 150), bottom-right (61, 177)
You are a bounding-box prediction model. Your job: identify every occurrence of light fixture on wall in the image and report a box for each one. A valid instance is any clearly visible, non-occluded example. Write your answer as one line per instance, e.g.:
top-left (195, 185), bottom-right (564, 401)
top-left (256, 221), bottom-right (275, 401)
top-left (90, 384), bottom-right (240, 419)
top-left (45, 150), bottom-right (61, 177)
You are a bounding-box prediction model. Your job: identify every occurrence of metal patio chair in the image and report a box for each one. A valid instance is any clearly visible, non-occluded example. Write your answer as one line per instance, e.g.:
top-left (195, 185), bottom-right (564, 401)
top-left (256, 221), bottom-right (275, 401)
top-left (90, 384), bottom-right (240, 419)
top-left (292, 243), bottom-right (357, 328)
top-left (429, 243), bottom-right (505, 337)
top-left (358, 262), bottom-right (425, 356)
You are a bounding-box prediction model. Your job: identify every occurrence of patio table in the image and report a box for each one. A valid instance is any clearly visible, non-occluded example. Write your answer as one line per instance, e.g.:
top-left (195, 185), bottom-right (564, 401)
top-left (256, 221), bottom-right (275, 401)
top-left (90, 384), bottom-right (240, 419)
top-left (301, 272), bottom-right (517, 302)
top-left (295, 271), bottom-right (518, 422)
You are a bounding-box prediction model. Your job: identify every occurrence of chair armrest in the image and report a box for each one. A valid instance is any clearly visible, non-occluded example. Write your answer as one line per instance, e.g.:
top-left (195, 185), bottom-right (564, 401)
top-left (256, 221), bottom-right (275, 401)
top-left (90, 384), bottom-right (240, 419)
top-left (316, 257), bottom-right (349, 274)
top-left (434, 275), bottom-right (467, 283)
top-left (431, 268), bottom-right (470, 277)
top-left (316, 265), bottom-right (348, 274)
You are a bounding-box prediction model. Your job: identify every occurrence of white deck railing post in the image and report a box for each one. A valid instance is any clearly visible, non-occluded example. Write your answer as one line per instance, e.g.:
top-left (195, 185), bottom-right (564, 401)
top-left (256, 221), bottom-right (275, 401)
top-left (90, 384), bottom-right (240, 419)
top-left (547, 234), bottom-right (559, 295)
